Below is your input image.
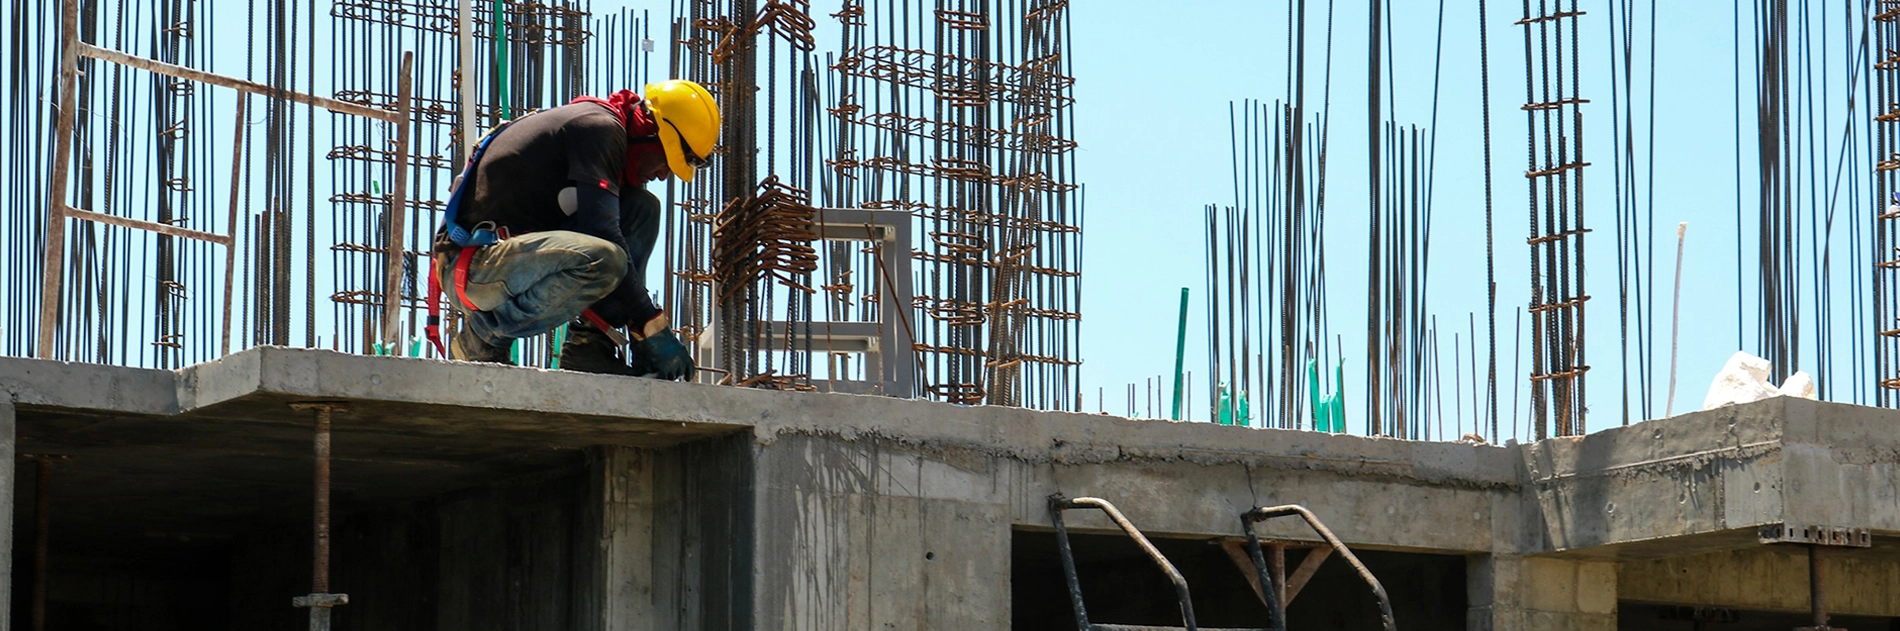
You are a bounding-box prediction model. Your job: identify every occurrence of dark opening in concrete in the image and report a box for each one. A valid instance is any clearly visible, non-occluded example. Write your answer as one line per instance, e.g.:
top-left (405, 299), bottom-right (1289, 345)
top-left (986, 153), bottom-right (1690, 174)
top-left (9, 404), bottom-right (599, 631)
top-left (12, 460), bottom-right (597, 631)
top-left (1011, 528), bottom-right (1466, 630)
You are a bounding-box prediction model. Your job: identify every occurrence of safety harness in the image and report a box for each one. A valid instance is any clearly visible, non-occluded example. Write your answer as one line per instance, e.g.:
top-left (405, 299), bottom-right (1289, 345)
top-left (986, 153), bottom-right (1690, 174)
top-left (424, 119), bottom-right (513, 356)
top-left (425, 97), bottom-right (642, 357)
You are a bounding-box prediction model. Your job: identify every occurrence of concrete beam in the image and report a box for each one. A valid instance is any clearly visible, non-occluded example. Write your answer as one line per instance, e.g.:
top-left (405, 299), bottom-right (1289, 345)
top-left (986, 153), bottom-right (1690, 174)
top-left (1780, 398), bottom-right (1900, 532)
top-left (1523, 399), bottom-right (1789, 554)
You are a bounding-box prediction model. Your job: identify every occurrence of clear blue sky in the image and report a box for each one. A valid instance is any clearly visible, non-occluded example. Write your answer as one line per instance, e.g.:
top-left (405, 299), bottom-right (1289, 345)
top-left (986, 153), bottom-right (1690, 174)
top-left (1062, 0), bottom-right (1869, 438)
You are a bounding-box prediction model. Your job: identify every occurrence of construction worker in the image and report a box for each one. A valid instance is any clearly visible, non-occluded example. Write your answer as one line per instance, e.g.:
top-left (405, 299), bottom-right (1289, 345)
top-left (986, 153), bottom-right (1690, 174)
top-left (428, 80), bottom-right (720, 379)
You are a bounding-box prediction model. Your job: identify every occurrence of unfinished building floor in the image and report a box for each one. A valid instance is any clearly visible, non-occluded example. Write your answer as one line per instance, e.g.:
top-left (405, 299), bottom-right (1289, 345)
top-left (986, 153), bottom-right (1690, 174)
top-left (2, 347), bottom-right (1899, 630)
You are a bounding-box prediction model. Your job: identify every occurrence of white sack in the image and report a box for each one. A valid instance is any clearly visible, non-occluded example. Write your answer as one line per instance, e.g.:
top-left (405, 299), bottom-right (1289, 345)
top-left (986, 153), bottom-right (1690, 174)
top-left (1702, 351), bottom-right (1780, 411)
top-left (1778, 371), bottom-right (1818, 400)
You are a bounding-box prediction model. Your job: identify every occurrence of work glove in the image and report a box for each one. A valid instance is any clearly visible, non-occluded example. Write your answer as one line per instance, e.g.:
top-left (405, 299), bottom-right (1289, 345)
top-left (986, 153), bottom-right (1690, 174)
top-left (629, 311), bottom-right (695, 381)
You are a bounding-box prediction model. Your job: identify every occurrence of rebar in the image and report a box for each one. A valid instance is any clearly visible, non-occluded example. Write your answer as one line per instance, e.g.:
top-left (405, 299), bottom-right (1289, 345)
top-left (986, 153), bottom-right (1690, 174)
top-left (1520, 0), bottom-right (1590, 438)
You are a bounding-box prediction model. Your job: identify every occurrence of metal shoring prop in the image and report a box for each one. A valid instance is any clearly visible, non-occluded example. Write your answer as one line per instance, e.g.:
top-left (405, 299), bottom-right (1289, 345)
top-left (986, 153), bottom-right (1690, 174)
top-left (289, 402), bottom-right (351, 630)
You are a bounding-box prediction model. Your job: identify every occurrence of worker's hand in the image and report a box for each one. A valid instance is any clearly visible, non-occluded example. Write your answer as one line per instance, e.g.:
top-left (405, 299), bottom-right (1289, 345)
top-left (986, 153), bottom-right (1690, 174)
top-left (631, 328), bottom-right (695, 381)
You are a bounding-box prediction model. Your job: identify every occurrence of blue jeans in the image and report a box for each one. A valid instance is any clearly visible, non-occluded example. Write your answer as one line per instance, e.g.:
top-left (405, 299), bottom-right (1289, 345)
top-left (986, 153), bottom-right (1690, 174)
top-left (437, 189), bottom-right (662, 346)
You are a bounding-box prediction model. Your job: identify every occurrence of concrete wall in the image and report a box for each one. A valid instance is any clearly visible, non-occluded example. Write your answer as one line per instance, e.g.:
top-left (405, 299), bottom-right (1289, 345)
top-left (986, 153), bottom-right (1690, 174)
top-left (650, 435), bottom-right (754, 631)
top-left (751, 434), bottom-right (1009, 629)
top-left (225, 438), bottom-right (758, 631)
top-left (1468, 556), bottom-right (1616, 631)
top-left (1619, 546), bottom-right (1900, 617)
top-left (746, 427), bottom-right (1516, 629)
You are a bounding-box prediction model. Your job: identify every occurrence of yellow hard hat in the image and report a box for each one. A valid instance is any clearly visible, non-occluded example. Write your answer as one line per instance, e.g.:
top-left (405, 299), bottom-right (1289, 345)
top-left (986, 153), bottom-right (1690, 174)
top-left (644, 79), bottom-right (721, 182)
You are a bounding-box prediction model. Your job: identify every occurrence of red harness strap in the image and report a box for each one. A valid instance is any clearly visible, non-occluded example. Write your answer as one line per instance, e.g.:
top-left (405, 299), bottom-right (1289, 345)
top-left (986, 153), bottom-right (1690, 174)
top-left (452, 246), bottom-right (480, 311)
top-left (424, 246), bottom-right (479, 357)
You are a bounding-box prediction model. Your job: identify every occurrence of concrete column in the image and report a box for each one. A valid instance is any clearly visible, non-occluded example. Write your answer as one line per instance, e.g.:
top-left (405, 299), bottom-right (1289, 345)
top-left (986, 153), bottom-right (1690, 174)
top-left (585, 446), bottom-right (655, 631)
top-left (0, 398), bottom-right (13, 631)
top-left (1468, 555), bottom-right (1616, 631)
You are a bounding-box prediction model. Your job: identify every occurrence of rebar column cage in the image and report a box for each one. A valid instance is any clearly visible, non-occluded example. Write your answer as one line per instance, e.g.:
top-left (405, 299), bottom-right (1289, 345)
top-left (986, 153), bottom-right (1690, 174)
top-left (1874, 1), bottom-right (1900, 398)
top-left (1517, 0), bottom-right (1591, 437)
top-left (35, 0), bottom-right (416, 359)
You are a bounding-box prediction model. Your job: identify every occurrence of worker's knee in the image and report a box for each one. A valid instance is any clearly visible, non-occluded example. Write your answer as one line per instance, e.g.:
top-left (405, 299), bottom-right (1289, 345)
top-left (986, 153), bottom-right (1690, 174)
top-left (541, 231), bottom-right (627, 299)
top-left (576, 234), bottom-right (628, 283)
top-left (468, 231), bottom-right (627, 302)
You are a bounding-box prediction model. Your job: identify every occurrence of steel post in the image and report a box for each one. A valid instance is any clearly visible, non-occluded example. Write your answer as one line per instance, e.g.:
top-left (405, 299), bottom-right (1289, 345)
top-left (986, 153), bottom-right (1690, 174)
top-left (290, 403), bottom-right (350, 630)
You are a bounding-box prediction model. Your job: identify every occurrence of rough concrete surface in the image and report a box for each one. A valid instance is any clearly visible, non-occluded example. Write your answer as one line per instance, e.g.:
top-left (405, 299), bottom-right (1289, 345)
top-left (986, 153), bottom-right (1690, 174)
top-left (1619, 545), bottom-right (1900, 617)
top-left (6, 348), bottom-right (1900, 629)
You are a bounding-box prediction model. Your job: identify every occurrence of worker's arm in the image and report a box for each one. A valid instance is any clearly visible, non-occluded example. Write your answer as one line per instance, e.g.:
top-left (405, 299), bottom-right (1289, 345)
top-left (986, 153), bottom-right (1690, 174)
top-left (557, 114), bottom-right (645, 328)
top-left (560, 183), bottom-right (647, 328)
top-left (570, 183), bottom-right (690, 379)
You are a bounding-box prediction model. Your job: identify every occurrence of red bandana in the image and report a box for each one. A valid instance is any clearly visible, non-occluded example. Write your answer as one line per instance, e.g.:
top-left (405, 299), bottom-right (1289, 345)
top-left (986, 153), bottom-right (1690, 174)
top-left (570, 89), bottom-right (663, 185)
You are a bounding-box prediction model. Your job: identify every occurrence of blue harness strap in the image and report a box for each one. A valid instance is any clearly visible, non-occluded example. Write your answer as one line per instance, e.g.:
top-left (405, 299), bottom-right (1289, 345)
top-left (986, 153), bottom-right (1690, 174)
top-left (440, 120), bottom-right (514, 247)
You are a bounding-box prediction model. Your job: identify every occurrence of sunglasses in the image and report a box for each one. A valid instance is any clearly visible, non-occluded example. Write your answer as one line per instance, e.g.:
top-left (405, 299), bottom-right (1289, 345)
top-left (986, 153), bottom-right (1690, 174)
top-left (666, 119), bottom-right (710, 168)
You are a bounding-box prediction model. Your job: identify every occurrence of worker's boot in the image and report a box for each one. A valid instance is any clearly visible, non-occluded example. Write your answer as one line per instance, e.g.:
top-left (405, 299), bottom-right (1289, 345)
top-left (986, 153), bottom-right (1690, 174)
top-left (559, 322), bottom-right (639, 376)
top-left (450, 327), bottom-right (512, 365)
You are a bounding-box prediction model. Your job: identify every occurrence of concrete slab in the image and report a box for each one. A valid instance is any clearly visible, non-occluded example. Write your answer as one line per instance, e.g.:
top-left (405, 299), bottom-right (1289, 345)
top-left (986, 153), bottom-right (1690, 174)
top-left (9, 348), bottom-right (1900, 628)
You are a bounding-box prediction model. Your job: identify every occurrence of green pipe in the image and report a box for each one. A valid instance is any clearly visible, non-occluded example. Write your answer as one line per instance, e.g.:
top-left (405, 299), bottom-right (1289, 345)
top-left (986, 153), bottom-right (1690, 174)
top-left (1308, 359), bottom-right (1321, 429)
top-left (1171, 287), bottom-right (1189, 420)
top-left (1333, 359), bottom-right (1346, 433)
top-left (549, 323), bottom-right (569, 369)
top-left (493, 0), bottom-right (510, 119)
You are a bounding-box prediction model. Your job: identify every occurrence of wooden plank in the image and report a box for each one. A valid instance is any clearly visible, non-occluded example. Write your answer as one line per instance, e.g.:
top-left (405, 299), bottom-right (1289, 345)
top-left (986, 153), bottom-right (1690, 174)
top-left (220, 96), bottom-right (247, 356)
top-left (381, 52), bottom-right (414, 348)
top-left (1284, 545), bottom-right (1333, 605)
top-left (65, 206), bottom-right (232, 245)
top-left (1221, 539), bottom-right (1335, 608)
top-left (1268, 542), bottom-right (1287, 606)
top-left (1218, 540), bottom-right (1269, 606)
top-left (37, 0), bottom-right (82, 358)
top-left (76, 41), bottom-right (400, 122)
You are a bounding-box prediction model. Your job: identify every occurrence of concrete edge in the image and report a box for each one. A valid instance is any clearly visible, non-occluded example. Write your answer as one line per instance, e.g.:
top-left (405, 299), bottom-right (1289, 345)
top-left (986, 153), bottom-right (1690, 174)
top-left (165, 348), bottom-right (1523, 488)
top-left (1520, 398), bottom-right (1789, 486)
top-left (0, 355), bottom-right (177, 414)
